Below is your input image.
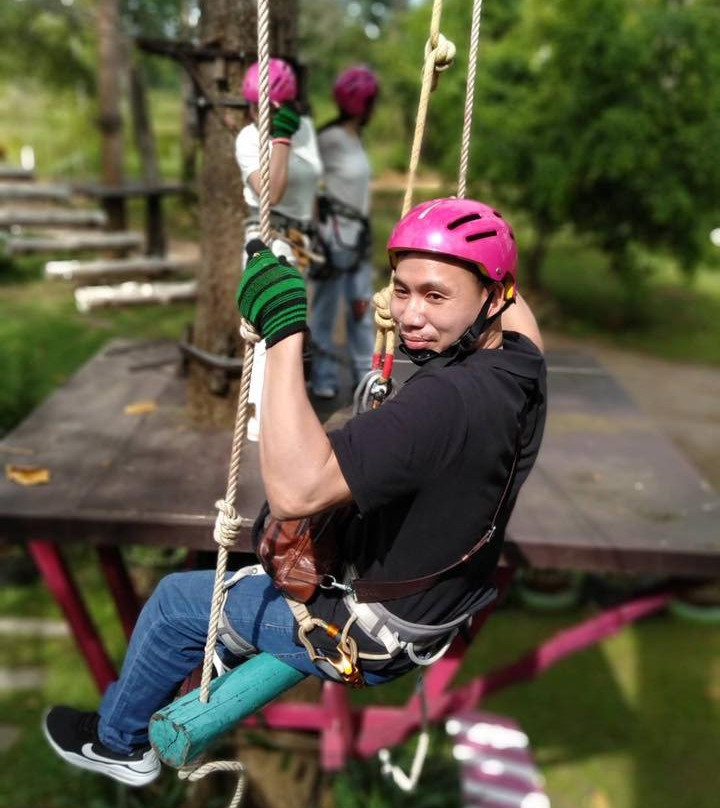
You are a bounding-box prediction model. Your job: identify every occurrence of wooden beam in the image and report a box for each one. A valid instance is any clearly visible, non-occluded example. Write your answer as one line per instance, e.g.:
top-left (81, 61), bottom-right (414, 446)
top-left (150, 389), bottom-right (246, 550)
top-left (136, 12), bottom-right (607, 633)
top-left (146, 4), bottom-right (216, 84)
top-left (0, 209), bottom-right (107, 229)
top-left (45, 256), bottom-right (198, 282)
top-left (5, 231), bottom-right (144, 255)
top-left (74, 280), bottom-right (197, 311)
top-left (0, 182), bottom-right (71, 202)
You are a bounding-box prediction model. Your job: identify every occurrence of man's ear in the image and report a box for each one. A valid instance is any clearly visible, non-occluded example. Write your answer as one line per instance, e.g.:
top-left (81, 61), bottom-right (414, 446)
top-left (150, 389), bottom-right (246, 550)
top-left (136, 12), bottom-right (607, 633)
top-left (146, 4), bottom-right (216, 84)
top-left (487, 282), bottom-right (506, 317)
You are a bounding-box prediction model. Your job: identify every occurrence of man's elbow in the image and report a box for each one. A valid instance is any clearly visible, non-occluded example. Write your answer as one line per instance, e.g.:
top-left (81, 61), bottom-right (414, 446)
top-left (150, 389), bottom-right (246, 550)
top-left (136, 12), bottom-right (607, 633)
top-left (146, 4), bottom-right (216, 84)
top-left (266, 486), bottom-right (312, 520)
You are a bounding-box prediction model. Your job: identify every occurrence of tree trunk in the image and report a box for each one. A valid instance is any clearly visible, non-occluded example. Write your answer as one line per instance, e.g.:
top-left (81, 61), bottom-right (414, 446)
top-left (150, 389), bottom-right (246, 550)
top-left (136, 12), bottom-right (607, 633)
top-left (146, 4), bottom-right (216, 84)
top-left (187, 0), bottom-right (298, 425)
top-left (129, 60), bottom-right (160, 185)
top-left (97, 0), bottom-right (125, 230)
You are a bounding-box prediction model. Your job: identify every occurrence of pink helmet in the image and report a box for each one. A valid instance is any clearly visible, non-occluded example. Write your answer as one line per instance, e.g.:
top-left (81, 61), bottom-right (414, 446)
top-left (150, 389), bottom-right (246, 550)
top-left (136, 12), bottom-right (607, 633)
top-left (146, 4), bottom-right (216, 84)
top-left (333, 65), bottom-right (379, 117)
top-left (387, 197), bottom-right (518, 297)
top-left (242, 58), bottom-right (298, 104)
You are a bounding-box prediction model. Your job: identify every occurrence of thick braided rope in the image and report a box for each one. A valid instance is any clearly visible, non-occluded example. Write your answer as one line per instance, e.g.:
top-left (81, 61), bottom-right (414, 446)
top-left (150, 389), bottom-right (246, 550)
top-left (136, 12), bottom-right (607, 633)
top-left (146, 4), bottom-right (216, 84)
top-left (199, 329), bottom-right (258, 702)
top-left (179, 759), bottom-right (246, 808)
top-left (198, 0), bottom-right (271, 704)
top-left (256, 0), bottom-right (272, 243)
top-left (457, 0), bottom-right (484, 199)
top-left (400, 0), bottom-right (455, 217)
top-left (372, 285), bottom-right (397, 381)
top-left (377, 0), bottom-right (454, 379)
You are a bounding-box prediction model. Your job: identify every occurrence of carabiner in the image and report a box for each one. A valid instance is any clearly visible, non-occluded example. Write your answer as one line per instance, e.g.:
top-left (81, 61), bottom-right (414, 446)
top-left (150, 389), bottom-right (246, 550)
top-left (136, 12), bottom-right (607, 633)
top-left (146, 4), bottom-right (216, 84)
top-left (325, 646), bottom-right (365, 688)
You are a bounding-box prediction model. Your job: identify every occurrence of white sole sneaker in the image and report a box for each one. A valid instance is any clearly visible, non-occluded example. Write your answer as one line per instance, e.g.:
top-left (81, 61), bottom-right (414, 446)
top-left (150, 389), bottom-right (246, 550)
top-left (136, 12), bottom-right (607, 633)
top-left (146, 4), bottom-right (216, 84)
top-left (43, 707), bottom-right (160, 787)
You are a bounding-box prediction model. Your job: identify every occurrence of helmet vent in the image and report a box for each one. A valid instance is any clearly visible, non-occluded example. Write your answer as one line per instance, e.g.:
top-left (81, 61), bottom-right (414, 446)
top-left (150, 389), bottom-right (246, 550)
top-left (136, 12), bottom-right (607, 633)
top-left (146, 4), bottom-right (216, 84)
top-left (466, 230), bottom-right (497, 242)
top-left (447, 213), bottom-right (483, 230)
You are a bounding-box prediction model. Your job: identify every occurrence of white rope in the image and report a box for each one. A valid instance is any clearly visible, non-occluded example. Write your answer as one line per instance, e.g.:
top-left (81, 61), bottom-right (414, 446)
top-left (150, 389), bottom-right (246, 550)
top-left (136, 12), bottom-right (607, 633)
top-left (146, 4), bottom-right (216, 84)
top-left (401, 0), bottom-right (455, 217)
top-left (378, 732), bottom-right (430, 792)
top-left (457, 0), bottom-right (485, 198)
top-left (179, 759), bottom-right (247, 808)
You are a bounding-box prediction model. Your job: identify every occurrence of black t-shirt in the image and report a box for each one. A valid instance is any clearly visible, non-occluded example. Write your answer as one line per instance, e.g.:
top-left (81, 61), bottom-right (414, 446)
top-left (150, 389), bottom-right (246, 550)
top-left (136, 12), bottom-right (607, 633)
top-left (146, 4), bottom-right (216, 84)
top-left (309, 332), bottom-right (547, 667)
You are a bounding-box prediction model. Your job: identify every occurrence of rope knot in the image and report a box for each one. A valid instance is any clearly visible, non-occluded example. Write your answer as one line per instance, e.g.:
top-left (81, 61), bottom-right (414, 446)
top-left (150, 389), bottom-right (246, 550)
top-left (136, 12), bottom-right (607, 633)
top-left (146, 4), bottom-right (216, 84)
top-left (213, 499), bottom-right (244, 547)
top-left (239, 318), bottom-right (261, 343)
top-left (372, 284), bottom-right (396, 331)
top-left (425, 33), bottom-right (456, 88)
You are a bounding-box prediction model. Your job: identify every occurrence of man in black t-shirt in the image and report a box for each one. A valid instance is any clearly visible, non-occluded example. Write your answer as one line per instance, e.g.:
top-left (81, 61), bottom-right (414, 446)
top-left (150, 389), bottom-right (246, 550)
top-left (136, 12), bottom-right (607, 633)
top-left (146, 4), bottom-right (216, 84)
top-left (43, 198), bottom-right (546, 785)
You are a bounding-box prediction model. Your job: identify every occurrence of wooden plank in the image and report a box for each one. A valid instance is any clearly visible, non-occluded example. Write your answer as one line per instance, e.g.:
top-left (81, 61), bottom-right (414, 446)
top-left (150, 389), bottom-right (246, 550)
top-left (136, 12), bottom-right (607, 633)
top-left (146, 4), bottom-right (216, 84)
top-left (5, 231), bottom-right (144, 255)
top-left (0, 182), bottom-right (71, 201)
top-left (0, 209), bottom-right (107, 229)
top-left (0, 166), bottom-right (35, 181)
top-left (0, 339), bottom-right (262, 552)
top-left (0, 341), bottom-right (718, 576)
top-left (72, 181), bottom-right (185, 199)
top-left (45, 256), bottom-right (199, 282)
top-left (505, 352), bottom-right (720, 575)
top-left (74, 280), bottom-right (197, 311)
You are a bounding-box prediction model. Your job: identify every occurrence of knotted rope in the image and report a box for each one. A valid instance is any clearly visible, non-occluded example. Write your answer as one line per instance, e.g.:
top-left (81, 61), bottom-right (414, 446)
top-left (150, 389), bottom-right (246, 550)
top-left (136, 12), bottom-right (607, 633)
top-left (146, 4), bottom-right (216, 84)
top-left (401, 0), bottom-right (455, 218)
top-left (375, 0), bottom-right (456, 386)
top-left (188, 1), bottom-right (273, 804)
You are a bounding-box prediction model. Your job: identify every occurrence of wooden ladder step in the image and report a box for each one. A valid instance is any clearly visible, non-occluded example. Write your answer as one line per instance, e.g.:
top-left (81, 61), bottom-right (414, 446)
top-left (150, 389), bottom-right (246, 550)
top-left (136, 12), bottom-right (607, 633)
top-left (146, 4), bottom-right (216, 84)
top-left (0, 208), bottom-right (107, 229)
top-left (74, 280), bottom-right (197, 311)
top-left (0, 182), bottom-right (71, 202)
top-left (4, 231), bottom-right (144, 255)
top-left (45, 256), bottom-right (198, 282)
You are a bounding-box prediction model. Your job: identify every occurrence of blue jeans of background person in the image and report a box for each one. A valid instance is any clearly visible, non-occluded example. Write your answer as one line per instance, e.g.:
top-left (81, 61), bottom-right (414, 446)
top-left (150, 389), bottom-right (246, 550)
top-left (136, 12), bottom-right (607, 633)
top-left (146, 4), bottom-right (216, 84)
top-left (310, 245), bottom-right (375, 394)
top-left (97, 569), bottom-right (391, 754)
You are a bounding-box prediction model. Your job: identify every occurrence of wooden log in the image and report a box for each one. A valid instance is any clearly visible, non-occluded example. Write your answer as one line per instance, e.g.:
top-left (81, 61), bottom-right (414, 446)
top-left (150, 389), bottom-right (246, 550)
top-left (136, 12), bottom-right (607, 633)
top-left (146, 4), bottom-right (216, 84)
top-left (45, 256), bottom-right (198, 282)
top-left (0, 182), bottom-right (71, 201)
top-left (0, 166), bottom-right (35, 181)
top-left (5, 231), bottom-right (144, 255)
top-left (148, 653), bottom-right (306, 768)
top-left (0, 209), bottom-right (107, 229)
top-left (74, 279), bottom-right (197, 311)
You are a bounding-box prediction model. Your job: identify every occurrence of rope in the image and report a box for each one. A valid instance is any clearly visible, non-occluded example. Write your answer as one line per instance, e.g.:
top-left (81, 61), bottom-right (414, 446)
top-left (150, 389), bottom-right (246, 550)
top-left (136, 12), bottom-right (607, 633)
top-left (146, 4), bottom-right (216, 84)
top-left (400, 0), bottom-right (455, 217)
top-left (457, 0), bottom-right (484, 199)
top-left (256, 0), bottom-right (272, 243)
top-left (372, 0), bottom-right (457, 391)
top-left (179, 759), bottom-right (247, 808)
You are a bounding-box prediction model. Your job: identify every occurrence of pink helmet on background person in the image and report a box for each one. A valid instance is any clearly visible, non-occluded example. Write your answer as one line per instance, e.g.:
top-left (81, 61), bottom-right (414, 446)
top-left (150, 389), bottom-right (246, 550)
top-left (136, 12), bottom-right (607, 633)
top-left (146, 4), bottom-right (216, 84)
top-left (387, 197), bottom-right (518, 299)
top-left (242, 58), bottom-right (298, 105)
top-left (333, 65), bottom-right (379, 118)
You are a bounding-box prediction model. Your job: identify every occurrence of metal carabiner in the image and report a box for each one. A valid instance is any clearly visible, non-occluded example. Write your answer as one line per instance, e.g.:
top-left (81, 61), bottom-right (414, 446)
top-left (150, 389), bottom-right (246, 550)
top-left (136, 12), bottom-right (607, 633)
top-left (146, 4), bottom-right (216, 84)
top-left (325, 645), bottom-right (365, 688)
top-left (319, 574), bottom-right (354, 594)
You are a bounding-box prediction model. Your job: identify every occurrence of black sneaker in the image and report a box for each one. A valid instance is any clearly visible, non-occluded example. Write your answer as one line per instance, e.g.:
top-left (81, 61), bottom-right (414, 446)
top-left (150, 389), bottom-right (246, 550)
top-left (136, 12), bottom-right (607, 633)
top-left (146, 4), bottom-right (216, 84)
top-left (43, 706), bottom-right (160, 787)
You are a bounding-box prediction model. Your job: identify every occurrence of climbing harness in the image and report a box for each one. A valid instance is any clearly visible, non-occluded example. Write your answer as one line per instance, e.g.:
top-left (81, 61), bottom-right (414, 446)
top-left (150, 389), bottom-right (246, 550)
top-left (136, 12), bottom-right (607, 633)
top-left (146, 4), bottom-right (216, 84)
top-left (245, 210), bottom-right (325, 272)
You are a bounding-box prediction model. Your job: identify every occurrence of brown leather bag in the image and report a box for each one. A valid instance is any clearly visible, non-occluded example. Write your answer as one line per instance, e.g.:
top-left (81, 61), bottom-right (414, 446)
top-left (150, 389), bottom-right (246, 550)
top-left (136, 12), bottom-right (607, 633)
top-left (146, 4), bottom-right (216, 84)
top-left (252, 502), bottom-right (352, 603)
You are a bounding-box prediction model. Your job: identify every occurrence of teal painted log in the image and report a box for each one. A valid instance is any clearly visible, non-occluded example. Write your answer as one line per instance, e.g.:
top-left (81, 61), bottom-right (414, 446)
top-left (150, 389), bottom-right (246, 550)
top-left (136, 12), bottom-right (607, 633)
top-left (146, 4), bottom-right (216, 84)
top-left (149, 653), bottom-right (306, 767)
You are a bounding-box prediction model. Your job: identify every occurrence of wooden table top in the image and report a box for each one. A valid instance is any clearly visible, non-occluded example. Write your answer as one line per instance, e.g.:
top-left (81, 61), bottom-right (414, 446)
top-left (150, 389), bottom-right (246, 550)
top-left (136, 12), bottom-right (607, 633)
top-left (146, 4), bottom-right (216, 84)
top-left (1, 340), bottom-right (718, 577)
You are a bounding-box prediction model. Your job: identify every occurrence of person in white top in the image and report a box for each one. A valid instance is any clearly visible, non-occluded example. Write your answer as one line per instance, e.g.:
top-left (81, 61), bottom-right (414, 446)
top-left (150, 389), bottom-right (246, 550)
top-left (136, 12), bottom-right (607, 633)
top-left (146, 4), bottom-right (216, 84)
top-left (234, 57), bottom-right (323, 439)
top-left (309, 65), bottom-right (379, 399)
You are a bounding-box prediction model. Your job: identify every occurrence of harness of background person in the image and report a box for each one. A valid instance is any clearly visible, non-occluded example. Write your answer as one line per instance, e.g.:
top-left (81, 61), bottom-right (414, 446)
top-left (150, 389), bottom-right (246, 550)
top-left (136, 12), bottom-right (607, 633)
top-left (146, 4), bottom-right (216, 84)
top-left (310, 192), bottom-right (371, 280)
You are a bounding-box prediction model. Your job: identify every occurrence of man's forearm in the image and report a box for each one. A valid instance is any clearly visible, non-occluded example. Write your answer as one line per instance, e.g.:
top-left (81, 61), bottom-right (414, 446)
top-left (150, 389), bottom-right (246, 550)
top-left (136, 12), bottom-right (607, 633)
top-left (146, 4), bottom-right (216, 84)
top-left (260, 333), bottom-right (350, 517)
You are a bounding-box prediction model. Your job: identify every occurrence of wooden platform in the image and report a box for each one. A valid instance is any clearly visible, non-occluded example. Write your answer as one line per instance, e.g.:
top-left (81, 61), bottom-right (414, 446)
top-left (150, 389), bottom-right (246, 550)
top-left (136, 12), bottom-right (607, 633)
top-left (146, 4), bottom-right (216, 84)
top-left (1, 339), bottom-right (718, 577)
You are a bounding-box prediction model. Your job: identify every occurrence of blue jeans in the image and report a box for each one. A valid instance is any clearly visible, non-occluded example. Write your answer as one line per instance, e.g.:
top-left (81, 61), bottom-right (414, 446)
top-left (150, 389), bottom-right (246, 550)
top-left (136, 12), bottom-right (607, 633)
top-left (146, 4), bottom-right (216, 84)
top-left (98, 569), bottom-right (392, 754)
top-left (310, 245), bottom-right (375, 392)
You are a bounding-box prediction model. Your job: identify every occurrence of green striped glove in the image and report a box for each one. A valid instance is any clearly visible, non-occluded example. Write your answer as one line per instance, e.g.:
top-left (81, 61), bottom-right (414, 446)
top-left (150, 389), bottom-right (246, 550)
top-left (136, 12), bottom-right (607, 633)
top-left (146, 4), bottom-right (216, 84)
top-left (236, 241), bottom-right (307, 348)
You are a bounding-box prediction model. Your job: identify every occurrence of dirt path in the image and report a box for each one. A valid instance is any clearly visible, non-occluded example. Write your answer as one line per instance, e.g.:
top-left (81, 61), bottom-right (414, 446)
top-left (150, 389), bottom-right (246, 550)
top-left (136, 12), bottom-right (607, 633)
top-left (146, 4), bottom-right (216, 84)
top-left (544, 330), bottom-right (720, 490)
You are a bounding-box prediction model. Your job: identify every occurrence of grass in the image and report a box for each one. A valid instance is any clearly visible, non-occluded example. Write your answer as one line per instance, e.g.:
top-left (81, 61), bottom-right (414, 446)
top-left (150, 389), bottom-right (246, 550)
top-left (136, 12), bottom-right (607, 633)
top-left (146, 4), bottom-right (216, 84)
top-left (0, 255), bottom-right (193, 436)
